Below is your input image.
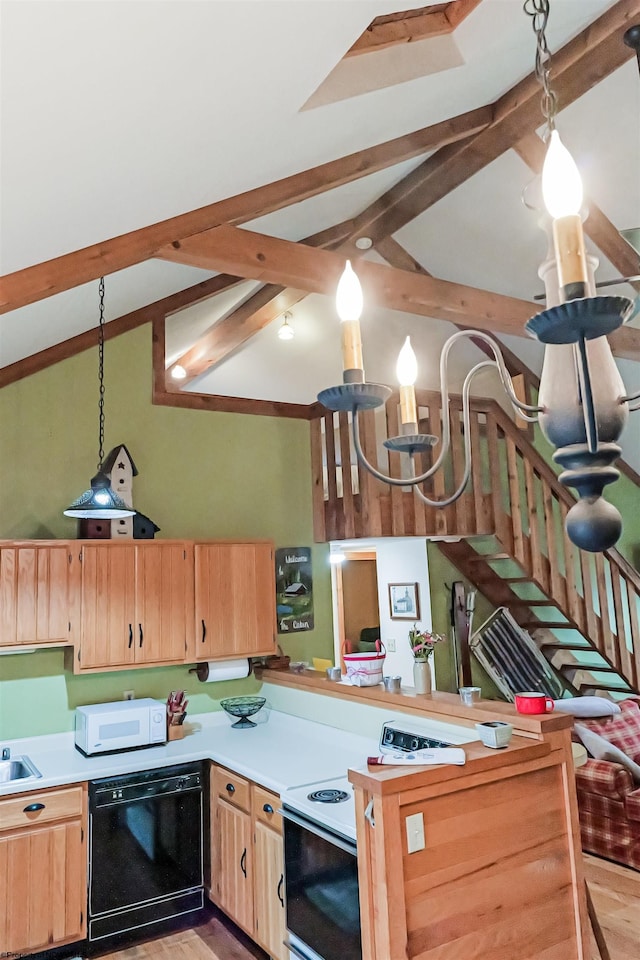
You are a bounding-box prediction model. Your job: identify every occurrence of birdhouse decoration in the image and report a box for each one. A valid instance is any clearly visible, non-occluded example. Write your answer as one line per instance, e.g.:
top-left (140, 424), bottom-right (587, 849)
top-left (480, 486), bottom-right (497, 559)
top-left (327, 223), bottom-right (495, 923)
top-left (78, 445), bottom-right (160, 539)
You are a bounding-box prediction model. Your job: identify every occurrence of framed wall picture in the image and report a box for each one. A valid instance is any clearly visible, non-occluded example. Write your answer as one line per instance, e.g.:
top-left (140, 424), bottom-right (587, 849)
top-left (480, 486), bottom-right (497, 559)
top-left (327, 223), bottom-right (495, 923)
top-left (275, 546), bottom-right (314, 633)
top-left (388, 582), bottom-right (420, 620)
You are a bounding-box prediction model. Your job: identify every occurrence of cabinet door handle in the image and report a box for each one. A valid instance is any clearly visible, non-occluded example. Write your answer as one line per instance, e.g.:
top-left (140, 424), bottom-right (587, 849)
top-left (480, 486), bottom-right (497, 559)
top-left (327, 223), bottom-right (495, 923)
top-left (263, 803), bottom-right (274, 815)
top-left (277, 873), bottom-right (284, 906)
top-left (240, 848), bottom-right (247, 878)
top-left (201, 619), bottom-right (207, 643)
top-left (128, 624), bottom-right (133, 649)
top-left (225, 783), bottom-right (235, 794)
top-left (139, 623), bottom-right (143, 648)
top-left (24, 803), bottom-right (45, 813)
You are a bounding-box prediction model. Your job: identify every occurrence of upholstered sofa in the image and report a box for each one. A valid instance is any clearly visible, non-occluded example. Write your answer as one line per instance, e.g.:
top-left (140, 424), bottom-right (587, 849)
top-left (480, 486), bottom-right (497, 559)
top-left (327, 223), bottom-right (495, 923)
top-left (573, 699), bottom-right (640, 871)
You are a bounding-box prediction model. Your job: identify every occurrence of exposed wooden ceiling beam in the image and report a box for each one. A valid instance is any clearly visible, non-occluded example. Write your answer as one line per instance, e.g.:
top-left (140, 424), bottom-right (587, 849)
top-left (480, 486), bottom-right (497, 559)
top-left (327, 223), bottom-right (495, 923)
top-left (374, 235), bottom-right (539, 380)
top-left (158, 222), bottom-right (537, 335)
top-left (169, 285), bottom-right (307, 383)
top-left (169, 219), bottom-right (352, 383)
top-left (0, 273), bottom-right (244, 389)
top-left (168, 0), bottom-right (640, 388)
top-left (342, 0), bottom-right (640, 245)
top-left (514, 132), bottom-right (640, 293)
top-left (0, 106), bottom-right (492, 315)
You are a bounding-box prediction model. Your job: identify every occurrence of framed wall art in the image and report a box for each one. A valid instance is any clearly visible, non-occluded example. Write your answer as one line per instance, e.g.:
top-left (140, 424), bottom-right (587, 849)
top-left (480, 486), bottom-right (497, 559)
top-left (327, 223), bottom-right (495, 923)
top-left (388, 582), bottom-right (420, 620)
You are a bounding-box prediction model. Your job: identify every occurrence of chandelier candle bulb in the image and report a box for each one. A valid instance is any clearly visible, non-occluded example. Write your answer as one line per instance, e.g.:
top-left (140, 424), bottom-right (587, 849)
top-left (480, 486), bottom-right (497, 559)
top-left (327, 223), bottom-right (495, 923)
top-left (397, 336), bottom-right (418, 426)
top-left (542, 131), bottom-right (589, 299)
top-left (336, 260), bottom-right (365, 382)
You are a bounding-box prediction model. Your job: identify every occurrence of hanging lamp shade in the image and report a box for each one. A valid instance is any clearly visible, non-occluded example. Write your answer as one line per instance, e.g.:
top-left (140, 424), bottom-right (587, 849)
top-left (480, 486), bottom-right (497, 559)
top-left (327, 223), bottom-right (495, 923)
top-left (63, 276), bottom-right (136, 522)
top-left (64, 471), bottom-right (135, 519)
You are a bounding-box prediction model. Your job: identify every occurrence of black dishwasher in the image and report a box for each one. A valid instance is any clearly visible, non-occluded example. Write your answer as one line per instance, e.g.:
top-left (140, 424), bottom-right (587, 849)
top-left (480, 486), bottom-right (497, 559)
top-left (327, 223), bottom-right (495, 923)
top-left (88, 762), bottom-right (204, 944)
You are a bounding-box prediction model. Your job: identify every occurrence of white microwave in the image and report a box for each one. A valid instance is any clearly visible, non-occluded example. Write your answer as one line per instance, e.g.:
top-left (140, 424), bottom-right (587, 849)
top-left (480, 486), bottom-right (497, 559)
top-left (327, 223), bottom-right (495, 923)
top-left (75, 698), bottom-right (167, 756)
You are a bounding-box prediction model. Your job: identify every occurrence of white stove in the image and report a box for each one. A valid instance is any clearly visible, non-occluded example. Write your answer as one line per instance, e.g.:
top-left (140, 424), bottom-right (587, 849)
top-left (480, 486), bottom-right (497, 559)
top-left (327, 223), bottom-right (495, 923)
top-left (280, 717), bottom-right (477, 960)
top-left (280, 715), bottom-right (477, 844)
top-left (281, 775), bottom-right (359, 842)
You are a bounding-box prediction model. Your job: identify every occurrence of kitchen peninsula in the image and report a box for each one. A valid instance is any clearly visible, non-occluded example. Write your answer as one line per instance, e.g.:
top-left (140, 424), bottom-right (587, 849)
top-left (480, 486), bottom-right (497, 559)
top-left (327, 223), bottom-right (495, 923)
top-left (264, 671), bottom-right (590, 960)
top-left (1, 674), bottom-right (589, 960)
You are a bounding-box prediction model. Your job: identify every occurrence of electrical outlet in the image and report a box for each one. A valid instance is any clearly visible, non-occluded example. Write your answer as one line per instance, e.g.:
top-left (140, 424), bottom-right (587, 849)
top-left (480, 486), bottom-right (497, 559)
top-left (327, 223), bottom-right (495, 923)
top-left (386, 637), bottom-right (396, 652)
top-left (123, 690), bottom-right (135, 701)
top-left (405, 812), bottom-right (425, 853)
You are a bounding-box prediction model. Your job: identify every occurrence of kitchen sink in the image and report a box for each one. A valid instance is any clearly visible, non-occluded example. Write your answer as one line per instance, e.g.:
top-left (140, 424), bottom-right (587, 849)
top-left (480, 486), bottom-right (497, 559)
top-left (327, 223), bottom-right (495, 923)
top-left (0, 756), bottom-right (43, 783)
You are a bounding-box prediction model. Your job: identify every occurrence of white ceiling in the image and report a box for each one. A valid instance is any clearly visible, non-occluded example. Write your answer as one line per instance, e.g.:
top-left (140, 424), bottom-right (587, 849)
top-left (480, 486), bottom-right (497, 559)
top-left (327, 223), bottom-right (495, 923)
top-left (1, 0), bottom-right (638, 421)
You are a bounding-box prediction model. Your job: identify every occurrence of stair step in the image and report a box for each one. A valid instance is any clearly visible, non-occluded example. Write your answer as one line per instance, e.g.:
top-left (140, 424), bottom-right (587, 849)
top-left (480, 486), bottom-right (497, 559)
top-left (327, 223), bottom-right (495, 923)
top-left (540, 643), bottom-right (593, 652)
top-left (502, 577), bottom-right (532, 583)
top-left (519, 621), bottom-right (571, 629)
top-left (559, 664), bottom-right (619, 675)
top-left (467, 553), bottom-right (513, 563)
top-left (519, 600), bottom-right (558, 607)
top-left (579, 683), bottom-right (636, 693)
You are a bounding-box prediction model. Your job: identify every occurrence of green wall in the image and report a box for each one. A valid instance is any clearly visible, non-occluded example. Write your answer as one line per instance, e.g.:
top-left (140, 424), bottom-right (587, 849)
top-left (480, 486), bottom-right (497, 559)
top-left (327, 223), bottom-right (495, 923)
top-left (427, 543), bottom-right (504, 701)
top-left (0, 324), bottom-right (333, 738)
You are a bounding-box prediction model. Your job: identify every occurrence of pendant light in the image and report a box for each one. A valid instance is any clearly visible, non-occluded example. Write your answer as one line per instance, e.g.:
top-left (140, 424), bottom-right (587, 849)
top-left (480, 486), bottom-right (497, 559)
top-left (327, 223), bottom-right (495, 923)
top-left (317, 0), bottom-right (639, 553)
top-left (64, 278), bottom-right (135, 520)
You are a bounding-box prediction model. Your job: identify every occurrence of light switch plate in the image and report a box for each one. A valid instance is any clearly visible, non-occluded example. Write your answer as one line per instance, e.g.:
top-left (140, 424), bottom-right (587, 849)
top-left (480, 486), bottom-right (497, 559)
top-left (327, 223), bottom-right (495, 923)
top-left (386, 637), bottom-right (396, 652)
top-left (405, 812), bottom-right (425, 853)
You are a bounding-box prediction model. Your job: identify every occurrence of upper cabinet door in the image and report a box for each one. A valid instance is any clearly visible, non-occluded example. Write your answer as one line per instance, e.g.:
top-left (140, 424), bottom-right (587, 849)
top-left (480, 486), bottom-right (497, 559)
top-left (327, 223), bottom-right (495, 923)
top-left (194, 542), bottom-right (276, 660)
top-left (79, 544), bottom-right (136, 669)
top-left (0, 543), bottom-right (74, 648)
top-left (135, 543), bottom-right (192, 664)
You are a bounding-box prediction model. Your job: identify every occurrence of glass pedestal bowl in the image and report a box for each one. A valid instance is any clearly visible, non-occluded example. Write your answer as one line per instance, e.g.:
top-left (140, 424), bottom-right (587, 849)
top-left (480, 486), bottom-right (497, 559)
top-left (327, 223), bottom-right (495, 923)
top-left (220, 696), bottom-right (266, 729)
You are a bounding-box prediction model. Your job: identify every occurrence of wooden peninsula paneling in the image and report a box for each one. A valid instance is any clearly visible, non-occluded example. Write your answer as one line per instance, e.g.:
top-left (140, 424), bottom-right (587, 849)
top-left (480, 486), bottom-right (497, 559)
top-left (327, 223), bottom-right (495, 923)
top-left (350, 726), bottom-right (588, 960)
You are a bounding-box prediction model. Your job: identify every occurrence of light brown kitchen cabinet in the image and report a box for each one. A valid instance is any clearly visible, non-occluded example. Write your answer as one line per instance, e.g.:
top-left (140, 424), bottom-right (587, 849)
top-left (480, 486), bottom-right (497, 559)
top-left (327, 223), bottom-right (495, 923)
top-left (210, 766), bottom-right (254, 935)
top-left (194, 541), bottom-right (276, 661)
top-left (253, 786), bottom-right (287, 960)
top-left (77, 541), bottom-right (192, 671)
top-left (210, 765), bottom-right (287, 960)
top-left (0, 541), bottom-right (77, 648)
top-left (0, 783), bottom-right (87, 955)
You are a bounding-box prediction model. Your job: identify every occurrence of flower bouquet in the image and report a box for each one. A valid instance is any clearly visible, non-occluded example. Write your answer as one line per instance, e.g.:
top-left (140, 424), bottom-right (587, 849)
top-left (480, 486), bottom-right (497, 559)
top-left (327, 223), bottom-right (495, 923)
top-left (408, 624), bottom-right (447, 661)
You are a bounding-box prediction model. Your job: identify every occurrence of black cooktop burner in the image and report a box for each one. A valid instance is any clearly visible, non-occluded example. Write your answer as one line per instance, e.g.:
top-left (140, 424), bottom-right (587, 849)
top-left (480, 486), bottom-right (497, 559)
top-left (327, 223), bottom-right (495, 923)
top-left (307, 788), bottom-right (350, 804)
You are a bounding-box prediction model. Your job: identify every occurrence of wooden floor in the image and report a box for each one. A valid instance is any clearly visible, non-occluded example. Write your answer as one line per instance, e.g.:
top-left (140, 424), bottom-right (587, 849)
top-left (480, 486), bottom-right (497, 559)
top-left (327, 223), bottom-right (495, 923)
top-left (96, 856), bottom-right (640, 960)
top-left (96, 911), bottom-right (267, 960)
top-left (585, 855), bottom-right (640, 960)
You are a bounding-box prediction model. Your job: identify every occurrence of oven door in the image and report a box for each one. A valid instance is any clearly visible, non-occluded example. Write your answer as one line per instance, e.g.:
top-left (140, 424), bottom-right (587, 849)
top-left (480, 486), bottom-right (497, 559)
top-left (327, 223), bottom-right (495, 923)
top-left (282, 808), bottom-right (361, 960)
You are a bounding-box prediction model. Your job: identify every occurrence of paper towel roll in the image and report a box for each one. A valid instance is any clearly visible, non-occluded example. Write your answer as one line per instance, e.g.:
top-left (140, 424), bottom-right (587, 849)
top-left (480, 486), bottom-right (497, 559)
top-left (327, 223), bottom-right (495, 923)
top-left (192, 659), bottom-right (251, 683)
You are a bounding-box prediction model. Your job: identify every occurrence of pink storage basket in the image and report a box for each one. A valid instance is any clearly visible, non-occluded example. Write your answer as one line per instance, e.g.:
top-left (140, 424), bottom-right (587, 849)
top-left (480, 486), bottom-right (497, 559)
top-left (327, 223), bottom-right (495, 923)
top-left (342, 642), bottom-right (386, 686)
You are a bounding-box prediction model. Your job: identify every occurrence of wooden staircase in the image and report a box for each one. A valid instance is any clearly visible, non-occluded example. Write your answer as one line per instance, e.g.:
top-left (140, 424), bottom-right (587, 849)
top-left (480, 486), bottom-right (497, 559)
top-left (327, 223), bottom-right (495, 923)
top-left (310, 387), bottom-right (640, 698)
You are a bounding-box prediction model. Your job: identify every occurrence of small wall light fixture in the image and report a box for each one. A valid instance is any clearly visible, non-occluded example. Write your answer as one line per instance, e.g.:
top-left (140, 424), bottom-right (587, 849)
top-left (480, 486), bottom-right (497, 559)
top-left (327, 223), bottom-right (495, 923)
top-left (278, 312), bottom-right (295, 341)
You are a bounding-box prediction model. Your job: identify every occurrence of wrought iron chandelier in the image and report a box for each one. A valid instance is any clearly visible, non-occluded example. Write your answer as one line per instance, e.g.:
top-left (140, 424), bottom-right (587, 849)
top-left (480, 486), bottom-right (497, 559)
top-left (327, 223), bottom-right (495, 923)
top-left (64, 278), bottom-right (135, 520)
top-left (318, 1), bottom-right (640, 554)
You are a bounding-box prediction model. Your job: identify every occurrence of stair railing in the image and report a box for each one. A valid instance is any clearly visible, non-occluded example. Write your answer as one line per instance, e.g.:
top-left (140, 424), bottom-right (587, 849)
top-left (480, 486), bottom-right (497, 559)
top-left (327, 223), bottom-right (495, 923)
top-left (482, 398), bottom-right (640, 693)
top-left (311, 386), bottom-right (640, 692)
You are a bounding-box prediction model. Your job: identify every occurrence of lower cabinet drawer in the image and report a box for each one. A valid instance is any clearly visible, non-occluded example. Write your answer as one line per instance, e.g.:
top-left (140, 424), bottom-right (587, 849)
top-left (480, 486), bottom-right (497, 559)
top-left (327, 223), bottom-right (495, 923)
top-left (0, 785), bottom-right (84, 832)
top-left (214, 767), bottom-right (251, 812)
top-left (253, 784), bottom-right (282, 833)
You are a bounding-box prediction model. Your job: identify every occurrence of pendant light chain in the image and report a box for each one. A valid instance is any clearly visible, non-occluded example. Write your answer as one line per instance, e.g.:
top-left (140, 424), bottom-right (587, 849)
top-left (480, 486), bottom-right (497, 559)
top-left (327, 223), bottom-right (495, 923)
top-left (523, 0), bottom-right (557, 139)
top-left (97, 276), bottom-right (106, 472)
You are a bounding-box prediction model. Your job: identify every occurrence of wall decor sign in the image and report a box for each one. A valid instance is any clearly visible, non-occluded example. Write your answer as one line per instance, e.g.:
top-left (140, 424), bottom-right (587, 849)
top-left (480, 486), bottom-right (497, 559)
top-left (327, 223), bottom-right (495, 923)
top-left (388, 582), bottom-right (420, 621)
top-left (275, 547), bottom-right (314, 634)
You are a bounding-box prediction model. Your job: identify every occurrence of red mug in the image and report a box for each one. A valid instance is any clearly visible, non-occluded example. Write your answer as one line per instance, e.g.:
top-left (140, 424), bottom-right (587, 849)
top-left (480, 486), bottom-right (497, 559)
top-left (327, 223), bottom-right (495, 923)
top-left (515, 692), bottom-right (554, 715)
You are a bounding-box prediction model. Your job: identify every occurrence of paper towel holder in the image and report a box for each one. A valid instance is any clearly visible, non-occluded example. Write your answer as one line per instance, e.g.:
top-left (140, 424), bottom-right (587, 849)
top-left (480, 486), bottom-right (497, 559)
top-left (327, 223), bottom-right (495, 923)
top-left (189, 659), bottom-right (254, 682)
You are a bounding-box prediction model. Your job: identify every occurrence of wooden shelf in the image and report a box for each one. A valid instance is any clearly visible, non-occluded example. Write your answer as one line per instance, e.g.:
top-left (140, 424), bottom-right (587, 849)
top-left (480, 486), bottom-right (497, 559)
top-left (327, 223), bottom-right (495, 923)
top-left (256, 668), bottom-right (572, 736)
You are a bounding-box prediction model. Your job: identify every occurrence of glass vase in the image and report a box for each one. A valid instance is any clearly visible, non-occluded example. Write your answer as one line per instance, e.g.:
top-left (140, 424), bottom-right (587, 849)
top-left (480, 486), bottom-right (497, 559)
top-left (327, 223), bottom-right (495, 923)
top-left (413, 659), bottom-right (432, 695)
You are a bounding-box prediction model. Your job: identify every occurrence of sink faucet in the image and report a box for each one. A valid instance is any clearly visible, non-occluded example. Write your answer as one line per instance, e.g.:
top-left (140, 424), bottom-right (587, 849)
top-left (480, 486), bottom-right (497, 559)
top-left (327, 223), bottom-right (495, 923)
top-left (1, 747), bottom-right (10, 760)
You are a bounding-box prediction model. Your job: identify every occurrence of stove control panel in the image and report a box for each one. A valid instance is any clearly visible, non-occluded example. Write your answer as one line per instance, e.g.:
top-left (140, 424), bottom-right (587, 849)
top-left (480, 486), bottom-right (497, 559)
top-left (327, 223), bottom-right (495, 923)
top-left (380, 721), bottom-right (452, 753)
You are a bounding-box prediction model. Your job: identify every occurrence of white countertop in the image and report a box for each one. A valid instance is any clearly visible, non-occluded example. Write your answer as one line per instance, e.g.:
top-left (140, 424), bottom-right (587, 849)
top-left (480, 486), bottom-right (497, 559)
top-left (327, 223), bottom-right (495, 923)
top-left (0, 707), bottom-right (380, 798)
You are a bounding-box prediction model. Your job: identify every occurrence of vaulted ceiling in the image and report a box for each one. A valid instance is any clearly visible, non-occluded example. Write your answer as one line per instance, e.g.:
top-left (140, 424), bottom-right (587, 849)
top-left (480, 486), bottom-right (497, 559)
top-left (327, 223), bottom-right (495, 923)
top-left (1, 0), bottom-right (639, 424)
